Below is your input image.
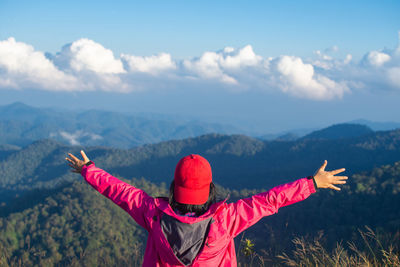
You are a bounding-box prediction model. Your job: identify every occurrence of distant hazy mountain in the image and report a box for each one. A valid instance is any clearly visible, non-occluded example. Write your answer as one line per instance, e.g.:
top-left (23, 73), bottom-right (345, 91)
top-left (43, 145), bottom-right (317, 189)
top-left (0, 102), bottom-right (240, 148)
top-left (258, 119), bottom-right (400, 142)
top-left (274, 132), bottom-right (300, 141)
top-left (348, 119), bottom-right (400, 131)
top-left (258, 127), bottom-right (316, 141)
top-left (259, 123), bottom-right (381, 142)
top-left (301, 123), bottom-right (374, 140)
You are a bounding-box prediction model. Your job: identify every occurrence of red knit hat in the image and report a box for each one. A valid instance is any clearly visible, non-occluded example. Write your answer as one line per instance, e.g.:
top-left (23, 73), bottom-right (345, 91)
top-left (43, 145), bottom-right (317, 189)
top-left (174, 154), bottom-right (212, 205)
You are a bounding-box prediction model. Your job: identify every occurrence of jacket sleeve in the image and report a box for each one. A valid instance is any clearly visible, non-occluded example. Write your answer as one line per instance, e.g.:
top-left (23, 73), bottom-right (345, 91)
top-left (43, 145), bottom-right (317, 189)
top-left (226, 177), bottom-right (316, 237)
top-left (81, 163), bottom-right (154, 231)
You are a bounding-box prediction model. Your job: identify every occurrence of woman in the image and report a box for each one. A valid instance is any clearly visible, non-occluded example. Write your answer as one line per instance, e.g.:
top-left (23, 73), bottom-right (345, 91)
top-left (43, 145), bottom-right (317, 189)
top-left (66, 151), bottom-right (347, 266)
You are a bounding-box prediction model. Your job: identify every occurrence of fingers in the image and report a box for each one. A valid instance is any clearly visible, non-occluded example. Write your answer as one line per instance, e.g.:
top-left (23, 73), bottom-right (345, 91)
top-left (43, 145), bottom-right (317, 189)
top-left (67, 161), bottom-right (80, 173)
top-left (80, 150), bottom-right (90, 163)
top-left (66, 157), bottom-right (74, 164)
top-left (333, 180), bottom-right (347, 185)
top-left (332, 175), bottom-right (348, 185)
top-left (330, 168), bottom-right (346, 175)
top-left (329, 184), bottom-right (341, 191)
top-left (68, 162), bottom-right (80, 171)
top-left (318, 160), bottom-right (328, 172)
top-left (67, 153), bottom-right (79, 162)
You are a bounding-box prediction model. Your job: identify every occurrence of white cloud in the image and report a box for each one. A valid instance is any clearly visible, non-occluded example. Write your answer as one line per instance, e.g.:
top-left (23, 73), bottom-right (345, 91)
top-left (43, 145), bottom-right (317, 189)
top-left (344, 54), bottom-right (352, 64)
top-left (1, 34), bottom-right (400, 100)
top-left (54, 38), bottom-right (125, 74)
top-left (50, 38), bottom-right (131, 92)
top-left (0, 37), bottom-right (129, 92)
top-left (312, 48), bottom-right (352, 70)
top-left (59, 131), bottom-right (81, 146)
top-left (0, 37), bottom-right (78, 90)
top-left (220, 45), bottom-right (262, 69)
top-left (121, 53), bottom-right (176, 74)
top-left (274, 56), bottom-right (348, 100)
top-left (366, 51), bottom-right (391, 67)
top-left (350, 41), bottom-right (400, 90)
top-left (183, 45), bottom-right (262, 85)
top-left (183, 51), bottom-right (238, 84)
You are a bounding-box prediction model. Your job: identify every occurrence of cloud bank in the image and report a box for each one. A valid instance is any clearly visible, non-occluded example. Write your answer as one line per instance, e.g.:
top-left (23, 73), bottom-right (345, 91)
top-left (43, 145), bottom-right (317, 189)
top-left (0, 34), bottom-right (399, 100)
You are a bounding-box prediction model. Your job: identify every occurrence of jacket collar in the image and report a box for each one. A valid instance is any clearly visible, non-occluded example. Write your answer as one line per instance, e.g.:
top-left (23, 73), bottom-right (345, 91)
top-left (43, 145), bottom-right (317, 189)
top-left (154, 197), bottom-right (228, 223)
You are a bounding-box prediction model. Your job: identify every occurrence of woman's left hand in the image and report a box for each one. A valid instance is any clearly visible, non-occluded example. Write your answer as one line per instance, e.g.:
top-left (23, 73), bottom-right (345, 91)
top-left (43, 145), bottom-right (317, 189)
top-left (314, 160), bottom-right (348, 191)
top-left (66, 150), bottom-right (90, 173)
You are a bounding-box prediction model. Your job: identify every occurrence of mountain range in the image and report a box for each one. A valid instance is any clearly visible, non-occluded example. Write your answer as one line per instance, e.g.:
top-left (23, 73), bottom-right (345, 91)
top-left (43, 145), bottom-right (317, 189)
top-left (0, 102), bottom-right (240, 148)
top-left (0, 106), bottom-right (400, 265)
top-left (1, 126), bottom-right (400, 204)
top-left (2, 102), bottom-right (400, 148)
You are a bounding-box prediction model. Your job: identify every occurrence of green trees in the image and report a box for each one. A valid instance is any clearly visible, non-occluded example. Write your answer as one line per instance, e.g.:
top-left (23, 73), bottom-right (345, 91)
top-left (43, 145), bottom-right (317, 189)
top-left (0, 160), bottom-right (399, 265)
top-left (0, 177), bottom-right (156, 266)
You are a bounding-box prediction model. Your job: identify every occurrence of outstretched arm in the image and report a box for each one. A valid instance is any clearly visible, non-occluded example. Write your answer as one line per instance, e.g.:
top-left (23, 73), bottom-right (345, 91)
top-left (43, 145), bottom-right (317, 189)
top-left (66, 151), bottom-right (154, 230)
top-left (227, 161), bottom-right (347, 237)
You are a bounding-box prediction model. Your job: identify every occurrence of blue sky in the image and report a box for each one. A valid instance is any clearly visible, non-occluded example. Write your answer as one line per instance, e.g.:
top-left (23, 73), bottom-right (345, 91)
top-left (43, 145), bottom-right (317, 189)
top-left (0, 0), bottom-right (400, 133)
top-left (2, 0), bottom-right (399, 59)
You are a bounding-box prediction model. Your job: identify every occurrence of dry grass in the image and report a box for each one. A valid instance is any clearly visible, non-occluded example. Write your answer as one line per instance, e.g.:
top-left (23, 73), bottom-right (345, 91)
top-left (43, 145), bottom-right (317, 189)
top-left (276, 227), bottom-right (400, 267)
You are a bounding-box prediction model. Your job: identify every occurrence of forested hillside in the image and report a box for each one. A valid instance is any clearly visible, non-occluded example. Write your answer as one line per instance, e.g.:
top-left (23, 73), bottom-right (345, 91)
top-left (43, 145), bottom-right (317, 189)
top-left (0, 161), bottom-right (399, 266)
top-left (1, 128), bottom-right (400, 204)
top-left (0, 178), bottom-right (158, 266)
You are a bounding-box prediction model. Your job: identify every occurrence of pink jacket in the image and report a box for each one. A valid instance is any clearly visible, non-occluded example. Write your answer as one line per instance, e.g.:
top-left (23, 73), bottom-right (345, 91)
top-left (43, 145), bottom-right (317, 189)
top-left (82, 163), bottom-right (316, 266)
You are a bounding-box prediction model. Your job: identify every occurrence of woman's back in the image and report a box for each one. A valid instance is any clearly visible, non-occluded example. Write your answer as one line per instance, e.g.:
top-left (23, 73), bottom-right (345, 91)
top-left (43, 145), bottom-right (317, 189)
top-left (66, 151), bottom-right (347, 266)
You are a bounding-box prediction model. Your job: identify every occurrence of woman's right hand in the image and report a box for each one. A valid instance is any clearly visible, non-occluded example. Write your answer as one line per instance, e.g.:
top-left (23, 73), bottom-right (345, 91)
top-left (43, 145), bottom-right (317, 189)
top-left (313, 160), bottom-right (348, 190)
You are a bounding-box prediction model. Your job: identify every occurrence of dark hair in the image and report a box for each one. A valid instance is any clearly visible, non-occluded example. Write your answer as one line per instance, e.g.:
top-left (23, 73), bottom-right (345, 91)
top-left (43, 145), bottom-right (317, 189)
top-left (169, 181), bottom-right (217, 217)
